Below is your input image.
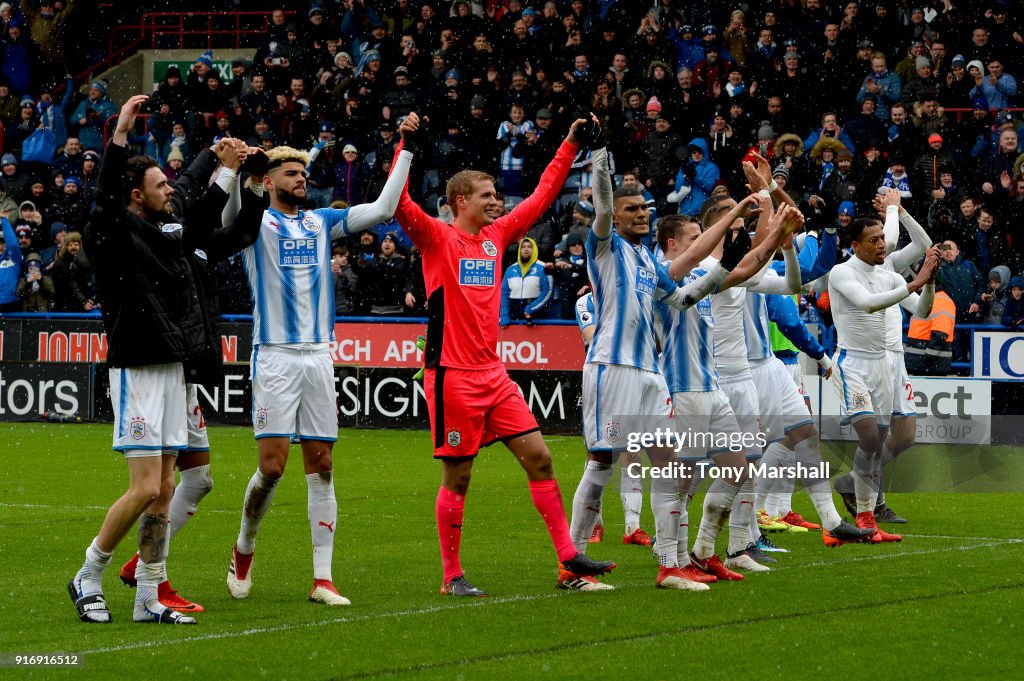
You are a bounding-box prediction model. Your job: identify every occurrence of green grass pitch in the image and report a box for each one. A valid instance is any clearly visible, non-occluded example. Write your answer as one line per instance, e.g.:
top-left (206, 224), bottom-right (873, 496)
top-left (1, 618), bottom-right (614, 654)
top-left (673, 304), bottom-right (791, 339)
top-left (1, 423), bottom-right (1021, 680)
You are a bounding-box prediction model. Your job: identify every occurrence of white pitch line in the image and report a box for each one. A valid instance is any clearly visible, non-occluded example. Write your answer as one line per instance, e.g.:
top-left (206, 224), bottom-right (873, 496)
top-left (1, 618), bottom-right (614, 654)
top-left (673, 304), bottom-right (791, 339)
top-left (77, 537), bottom-right (1020, 657)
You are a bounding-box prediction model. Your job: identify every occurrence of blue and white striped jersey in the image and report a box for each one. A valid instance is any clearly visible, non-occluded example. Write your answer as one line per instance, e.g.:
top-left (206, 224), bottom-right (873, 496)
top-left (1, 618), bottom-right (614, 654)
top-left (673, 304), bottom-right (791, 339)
top-left (585, 231), bottom-right (678, 372)
top-left (655, 266), bottom-right (718, 393)
top-left (242, 207), bottom-right (349, 346)
top-left (744, 291), bottom-right (774, 362)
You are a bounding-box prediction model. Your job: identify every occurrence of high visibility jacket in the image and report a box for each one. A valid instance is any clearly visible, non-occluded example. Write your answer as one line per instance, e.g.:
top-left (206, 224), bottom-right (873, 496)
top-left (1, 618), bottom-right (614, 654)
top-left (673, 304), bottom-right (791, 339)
top-left (908, 291), bottom-right (955, 341)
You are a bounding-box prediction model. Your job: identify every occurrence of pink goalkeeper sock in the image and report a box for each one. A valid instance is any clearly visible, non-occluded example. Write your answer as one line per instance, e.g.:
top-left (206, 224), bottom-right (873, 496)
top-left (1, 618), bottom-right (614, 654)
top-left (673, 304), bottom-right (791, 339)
top-left (529, 479), bottom-right (577, 562)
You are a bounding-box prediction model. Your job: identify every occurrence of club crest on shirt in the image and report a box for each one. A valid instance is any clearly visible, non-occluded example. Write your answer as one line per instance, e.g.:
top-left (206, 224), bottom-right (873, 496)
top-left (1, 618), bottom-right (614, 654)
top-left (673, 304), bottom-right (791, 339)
top-left (129, 416), bottom-right (146, 440)
top-left (482, 240), bottom-right (498, 257)
top-left (851, 393), bottom-right (869, 410)
top-left (447, 430), bottom-right (461, 447)
top-left (255, 407), bottom-right (268, 430)
top-left (301, 214), bottom-right (321, 233)
top-left (160, 223), bottom-right (183, 234)
top-left (606, 421), bottom-right (621, 444)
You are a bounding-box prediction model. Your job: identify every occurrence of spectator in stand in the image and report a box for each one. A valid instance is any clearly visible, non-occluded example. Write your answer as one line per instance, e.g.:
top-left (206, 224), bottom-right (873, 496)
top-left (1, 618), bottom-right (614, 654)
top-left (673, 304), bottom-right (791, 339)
top-left (53, 135), bottom-right (84, 178)
top-left (14, 223), bottom-right (33, 256)
top-left (496, 102), bottom-right (533, 197)
top-left (944, 54), bottom-right (975, 108)
top-left (36, 74), bottom-right (75, 149)
top-left (0, 78), bottom-right (19, 124)
top-left (0, 153), bottom-right (30, 202)
top-left (16, 198), bottom-right (42, 238)
top-left (36, 219), bottom-right (61, 270)
top-left (903, 56), bottom-right (943, 106)
top-left (804, 111), bottom-right (856, 156)
top-left (938, 239), bottom-right (984, 363)
top-left (969, 57), bottom-right (1017, 111)
top-left (974, 266), bottom-right (1011, 325)
top-left (552, 232), bottom-right (588, 320)
top-left (331, 244), bottom-right (359, 317)
top-left (16, 251), bottom-right (53, 311)
top-left (0, 211), bottom-right (24, 312)
top-left (1, 14), bottom-right (37, 95)
top-left (22, 0), bottom-right (76, 89)
top-left (500, 237), bottom-right (551, 326)
top-left (306, 121), bottom-right (337, 208)
top-left (161, 146), bottom-right (185, 182)
top-left (47, 176), bottom-right (89, 232)
top-left (978, 128), bottom-right (1018, 199)
top-left (667, 137), bottom-right (718, 216)
top-left (6, 96), bottom-right (40, 157)
top-left (71, 81), bottom-right (117, 152)
top-left (912, 133), bottom-right (956, 210)
top-left (333, 142), bottom-right (368, 206)
top-left (363, 232), bottom-right (409, 317)
top-left (49, 229), bottom-right (93, 312)
top-left (966, 205), bottom-right (1007, 276)
top-left (639, 113), bottom-right (683, 213)
top-left (857, 52), bottom-right (902, 121)
top-left (881, 155), bottom-right (914, 201)
top-left (1001, 277), bottom-right (1024, 329)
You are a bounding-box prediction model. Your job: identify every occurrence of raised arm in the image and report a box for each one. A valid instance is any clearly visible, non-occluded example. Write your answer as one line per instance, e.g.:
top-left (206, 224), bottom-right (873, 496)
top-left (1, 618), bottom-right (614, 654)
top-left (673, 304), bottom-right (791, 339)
top-left (744, 153), bottom-right (796, 208)
top-left (343, 148), bottom-right (413, 237)
top-left (721, 204), bottom-right (803, 290)
top-left (498, 115), bottom-right (590, 245)
top-left (667, 193), bottom-right (763, 280)
top-left (590, 146), bottom-right (613, 240)
top-left (391, 113), bottom-right (447, 252)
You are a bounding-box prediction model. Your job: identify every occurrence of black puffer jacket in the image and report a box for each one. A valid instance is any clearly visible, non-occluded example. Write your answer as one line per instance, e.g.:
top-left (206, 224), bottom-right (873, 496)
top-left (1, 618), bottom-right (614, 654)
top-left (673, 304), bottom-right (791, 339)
top-left (85, 143), bottom-right (219, 373)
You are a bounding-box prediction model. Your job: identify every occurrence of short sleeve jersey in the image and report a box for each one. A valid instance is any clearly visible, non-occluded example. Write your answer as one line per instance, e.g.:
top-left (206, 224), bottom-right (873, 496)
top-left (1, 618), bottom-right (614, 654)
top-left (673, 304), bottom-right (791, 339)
top-left (242, 207), bottom-right (349, 345)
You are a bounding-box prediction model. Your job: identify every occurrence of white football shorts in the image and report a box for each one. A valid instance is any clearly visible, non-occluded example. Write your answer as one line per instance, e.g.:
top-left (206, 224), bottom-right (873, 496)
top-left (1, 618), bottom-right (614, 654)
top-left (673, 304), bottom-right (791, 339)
top-left (110, 362), bottom-right (187, 456)
top-left (251, 344), bottom-right (338, 441)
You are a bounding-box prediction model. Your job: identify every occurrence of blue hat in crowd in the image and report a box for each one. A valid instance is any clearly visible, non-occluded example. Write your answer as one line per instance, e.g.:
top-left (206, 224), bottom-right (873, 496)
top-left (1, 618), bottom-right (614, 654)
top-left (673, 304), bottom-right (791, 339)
top-left (90, 81), bottom-right (107, 96)
top-left (64, 176), bottom-right (81, 189)
top-left (320, 121), bottom-right (334, 133)
top-left (973, 95), bottom-right (989, 110)
top-left (50, 222), bottom-right (66, 239)
top-left (445, 69), bottom-right (461, 81)
top-left (838, 201), bottom-right (855, 217)
top-left (197, 50), bottom-right (214, 68)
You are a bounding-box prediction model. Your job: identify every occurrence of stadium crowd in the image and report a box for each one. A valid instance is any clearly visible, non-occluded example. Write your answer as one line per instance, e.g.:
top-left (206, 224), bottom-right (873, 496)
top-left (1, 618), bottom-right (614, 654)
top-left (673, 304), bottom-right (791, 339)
top-left (2, 0), bottom-right (1024, 352)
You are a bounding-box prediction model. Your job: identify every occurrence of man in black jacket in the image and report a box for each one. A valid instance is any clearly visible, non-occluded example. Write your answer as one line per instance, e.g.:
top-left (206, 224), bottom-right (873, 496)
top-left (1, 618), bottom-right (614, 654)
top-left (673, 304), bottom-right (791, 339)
top-left (69, 95), bottom-right (244, 626)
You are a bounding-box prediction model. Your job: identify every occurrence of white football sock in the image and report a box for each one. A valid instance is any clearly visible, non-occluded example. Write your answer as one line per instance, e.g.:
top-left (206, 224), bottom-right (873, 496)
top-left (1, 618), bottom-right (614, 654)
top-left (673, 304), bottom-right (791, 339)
top-left (757, 442), bottom-right (787, 515)
top-left (570, 460), bottom-right (612, 552)
top-left (77, 537), bottom-right (112, 597)
top-left (692, 478), bottom-right (741, 560)
top-left (852, 447), bottom-right (880, 514)
top-left (650, 475), bottom-right (680, 568)
top-left (236, 468), bottom-right (280, 555)
top-left (307, 471), bottom-right (338, 581)
top-left (728, 478), bottom-right (755, 554)
top-left (793, 438), bottom-right (842, 531)
top-left (169, 464), bottom-right (214, 542)
top-left (620, 464), bottom-right (643, 535)
top-left (877, 443), bottom-right (894, 504)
